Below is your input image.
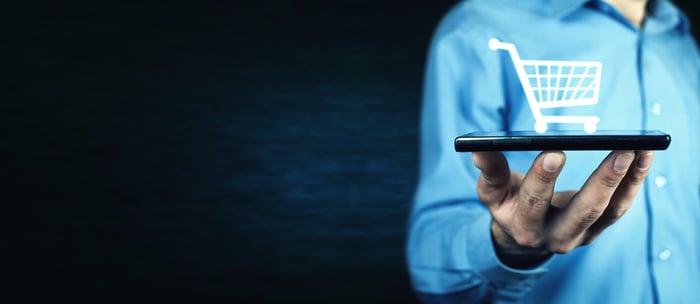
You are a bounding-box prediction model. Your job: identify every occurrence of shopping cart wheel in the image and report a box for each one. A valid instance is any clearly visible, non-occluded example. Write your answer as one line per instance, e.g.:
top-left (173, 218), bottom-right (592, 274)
top-left (535, 121), bottom-right (547, 133)
top-left (584, 122), bottom-right (597, 134)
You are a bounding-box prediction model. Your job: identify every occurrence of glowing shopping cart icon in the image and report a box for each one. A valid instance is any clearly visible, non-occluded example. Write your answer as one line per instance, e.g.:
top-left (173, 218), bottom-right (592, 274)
top-left (489, 38), bottom-right (602, 134)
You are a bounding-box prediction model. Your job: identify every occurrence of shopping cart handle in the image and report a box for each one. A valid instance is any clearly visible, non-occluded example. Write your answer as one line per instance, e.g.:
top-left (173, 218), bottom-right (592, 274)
top-left (488, 38), bottom-right (514, 51)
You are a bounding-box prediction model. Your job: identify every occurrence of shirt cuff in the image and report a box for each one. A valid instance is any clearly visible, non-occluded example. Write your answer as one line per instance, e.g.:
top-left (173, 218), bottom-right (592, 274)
top-left (467, 212), bottom-right (553, 291)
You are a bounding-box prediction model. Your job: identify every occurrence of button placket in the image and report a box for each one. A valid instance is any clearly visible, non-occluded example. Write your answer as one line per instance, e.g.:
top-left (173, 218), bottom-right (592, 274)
top-left (651, 102), bottom-right (662, 115)
top-left (654, 175), bottom-right (667, 188)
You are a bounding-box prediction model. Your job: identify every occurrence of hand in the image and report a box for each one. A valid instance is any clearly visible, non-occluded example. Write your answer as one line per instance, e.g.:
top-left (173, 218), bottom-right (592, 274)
top-left (472, 150), bottom-right (654, 269)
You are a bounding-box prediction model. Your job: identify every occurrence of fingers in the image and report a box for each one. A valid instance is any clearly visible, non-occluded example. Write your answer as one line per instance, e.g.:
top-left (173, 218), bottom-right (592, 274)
top-left (474, 151), bottom-right (565, 249)
top-left (473, 152), bottom-right (511, 208)
top-left (515, 151), bottom-right (565, 230)
top-left (550, 150), bottom-right (638, 249)
top-left (586, 151), bottom-right (655, 240)
top-left (477, 150), bottom-right (654, 256)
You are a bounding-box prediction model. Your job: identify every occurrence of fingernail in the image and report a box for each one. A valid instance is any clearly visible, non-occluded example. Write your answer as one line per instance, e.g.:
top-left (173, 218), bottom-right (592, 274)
top-left (636, 151), bottom-right (654, 171)
top-left (543, 153), bottom-right (563, 173)
top-left (613, 152), bottom-right (635, 173)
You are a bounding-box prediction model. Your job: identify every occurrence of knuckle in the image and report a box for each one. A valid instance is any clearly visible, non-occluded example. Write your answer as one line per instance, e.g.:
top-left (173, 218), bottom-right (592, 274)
top-left (512, 231), bottom-right (544, 248)
top-left (599, 174), bottom-right (623, 188)
top-left (584, 207), bottom-right (606, 223)
top-left (481, 173), bottom-right (509, 188)
top-left (478, 188), bottom-right (505, 206)
top-left (519, 188), bottom-right (549, 210)
top-left (606, 208), bottom-right (627, 222)
top-left (547, 240), bottom-right (575, 254)
top-left (536, 173), bottom-right (556, 185)
top-left (626, 172), bottom-right (648, 186)
top-left (573, 205), bottom-right (605, 227)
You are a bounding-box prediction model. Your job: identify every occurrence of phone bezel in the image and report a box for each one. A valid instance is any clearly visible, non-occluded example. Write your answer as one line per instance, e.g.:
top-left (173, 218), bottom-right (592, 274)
top-left (454, 130), bottom-right (671, 152)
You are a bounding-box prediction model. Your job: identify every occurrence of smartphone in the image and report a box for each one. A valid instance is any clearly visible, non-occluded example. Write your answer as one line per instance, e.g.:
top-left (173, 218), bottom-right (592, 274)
top-left (454, 130), bottom-right (671, 152)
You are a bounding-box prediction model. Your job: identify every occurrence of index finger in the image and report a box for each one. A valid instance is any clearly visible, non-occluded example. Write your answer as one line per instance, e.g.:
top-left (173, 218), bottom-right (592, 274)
top-left (473, 151), bottom-right (511, 208)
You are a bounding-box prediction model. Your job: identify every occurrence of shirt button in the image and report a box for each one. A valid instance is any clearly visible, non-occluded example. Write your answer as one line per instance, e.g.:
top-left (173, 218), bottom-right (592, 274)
top-left (651, 102), bottom-right (662, 115)
top-left (659, 249), bottom-right (672, 260)
top-left (655, 176), bottom-right (667, 188)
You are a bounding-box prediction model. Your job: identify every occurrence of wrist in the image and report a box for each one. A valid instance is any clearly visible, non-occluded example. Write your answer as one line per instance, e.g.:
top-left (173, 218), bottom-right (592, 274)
top-left (491, 221), bottom-right (552, 269)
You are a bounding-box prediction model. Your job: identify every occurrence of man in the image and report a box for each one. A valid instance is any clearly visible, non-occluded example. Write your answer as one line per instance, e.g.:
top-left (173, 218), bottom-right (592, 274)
top-left (407, 0), bottom-right (700, 302)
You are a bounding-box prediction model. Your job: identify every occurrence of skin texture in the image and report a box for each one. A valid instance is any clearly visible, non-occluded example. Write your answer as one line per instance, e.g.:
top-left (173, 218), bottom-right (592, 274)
top-left (473, 150), bottom-right (655, 268)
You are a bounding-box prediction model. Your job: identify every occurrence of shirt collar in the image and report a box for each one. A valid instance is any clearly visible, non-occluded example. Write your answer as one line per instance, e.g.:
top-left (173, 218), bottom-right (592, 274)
top-left (645, 0), bottom-right (689, 34)
top-left (496, 0), bottom-right (688, 34)
top-left (548, 0), bottom-right (590, 18)
top-left (552, 0), bottom-right (688, 34)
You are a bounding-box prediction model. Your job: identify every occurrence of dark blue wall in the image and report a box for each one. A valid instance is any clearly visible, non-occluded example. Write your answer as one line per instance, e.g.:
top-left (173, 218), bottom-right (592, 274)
top-left (8, 0), bottom-right (698, 302)
top-left (9, 0), bottom-right (454, 302)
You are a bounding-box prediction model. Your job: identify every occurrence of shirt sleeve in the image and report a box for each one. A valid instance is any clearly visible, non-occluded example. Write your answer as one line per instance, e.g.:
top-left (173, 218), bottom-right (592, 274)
top-left (406, 24), bottom-right (552, 303)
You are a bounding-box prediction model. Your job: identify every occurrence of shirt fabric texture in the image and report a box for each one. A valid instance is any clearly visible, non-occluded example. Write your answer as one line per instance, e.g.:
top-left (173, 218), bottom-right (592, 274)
top-left (408, 0), bottom-right (700, 303)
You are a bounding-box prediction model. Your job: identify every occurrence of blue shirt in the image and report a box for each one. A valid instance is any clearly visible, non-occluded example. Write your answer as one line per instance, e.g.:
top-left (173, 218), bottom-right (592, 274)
top-left (407, 0), bottom-right (700, 303)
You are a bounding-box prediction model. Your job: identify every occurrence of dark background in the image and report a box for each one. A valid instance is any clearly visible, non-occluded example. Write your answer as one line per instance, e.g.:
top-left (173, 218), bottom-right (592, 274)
top-left (8, 0), bottom-right (699, 303)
